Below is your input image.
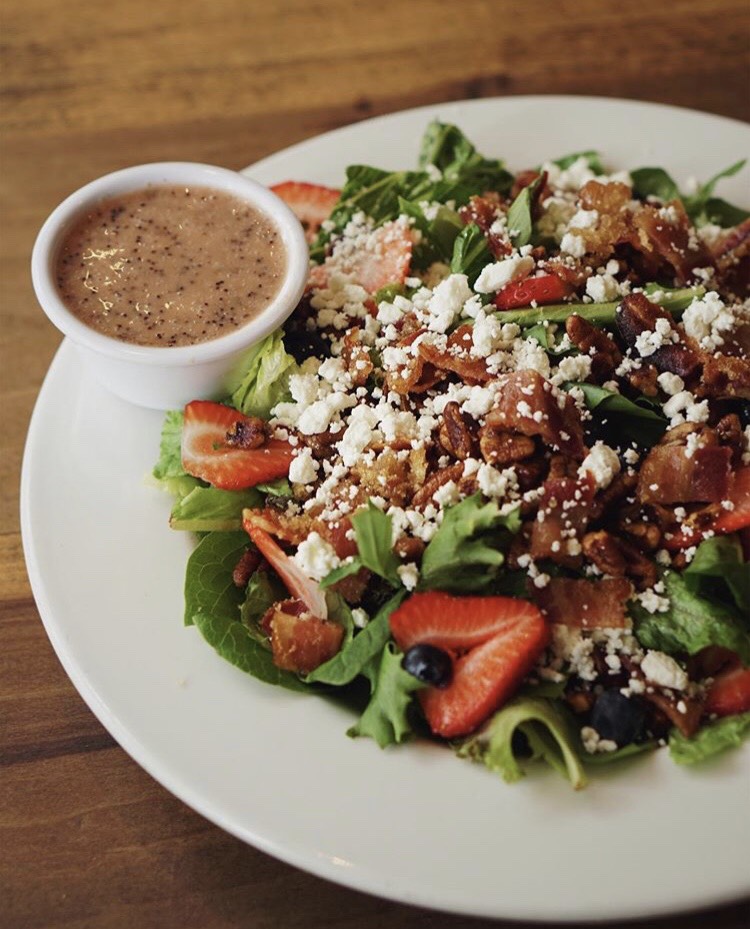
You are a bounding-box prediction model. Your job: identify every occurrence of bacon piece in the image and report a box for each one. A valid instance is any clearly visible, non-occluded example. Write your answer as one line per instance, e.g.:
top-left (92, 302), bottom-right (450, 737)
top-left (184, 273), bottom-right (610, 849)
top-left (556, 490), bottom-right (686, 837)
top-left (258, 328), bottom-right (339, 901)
top-left (631, 200), bottom-right (714, 284)
top-left (715, 217), bottom-right (750, 300)
top-left (529, 474), bottom-right (596, 562)
top-left (485, 370), bottom-right (586, 459)
top-left (637, 445), bottom-right (732, 505)
top-left (616, 292), bottom-right (702, 381)
top-left (642, 690), bottom-right (703, 738)
top-left (459, 193), bottom-right (513, 258)
top-left (268, 606), bottom-right (344, 674)
top-left (418, 326), bottom-right (491, 385)
top-left (534, 578), bottom-right (633, 629)
top-left (341, 327), bottom-right (374, 387)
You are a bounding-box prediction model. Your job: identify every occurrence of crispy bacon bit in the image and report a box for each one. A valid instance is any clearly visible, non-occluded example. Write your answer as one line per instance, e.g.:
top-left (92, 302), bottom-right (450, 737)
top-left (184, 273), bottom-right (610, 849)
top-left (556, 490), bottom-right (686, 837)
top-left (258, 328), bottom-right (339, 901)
top-left (642, 690), bottom-right (703, 738)
top-left (232, 548), bottom-right (262, 588)
top-left (225, 416), bottom-right (267, 449)
top-left (485, 369), bottom-right (586, 459)
top-left (566, 314), bottom-right (622, 381)
top-left (529, 474), bottom-right (596, 562)
top-left (617, 293), bottom-right (702, 381)
top-left (632, 200), bottom-right (714, 284)
top-left (637, 445), bottom-right (732, 504)
top-left (458, 193), bottom-right (512, 258)
top-left (534, 578), bottom-right (633, 629)
top-left (715, 217), bottom-right (750, 300)
top-left (478, 426), bottom-right (536, 466)
top-left (438, 401), bottom-right (478, 460)
top-left (341, 327), bottom-right (374, 387)
top-left (385, 329), bottom-right (443, 395)
top-left (268, 607), bottom-right (344, 674)
top-left (418, 326), bottom-right (491, 384)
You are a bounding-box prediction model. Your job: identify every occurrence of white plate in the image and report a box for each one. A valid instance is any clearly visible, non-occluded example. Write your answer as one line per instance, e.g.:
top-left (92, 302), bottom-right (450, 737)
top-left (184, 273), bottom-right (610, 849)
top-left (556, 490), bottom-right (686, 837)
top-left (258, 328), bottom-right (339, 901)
top-left (21, 97), bottom-right (750, 923)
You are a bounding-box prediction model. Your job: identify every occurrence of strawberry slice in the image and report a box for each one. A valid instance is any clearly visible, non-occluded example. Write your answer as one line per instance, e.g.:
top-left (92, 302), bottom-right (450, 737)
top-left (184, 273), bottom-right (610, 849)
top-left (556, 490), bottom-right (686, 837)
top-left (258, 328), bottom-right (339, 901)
top-left (389, 592), bottom-right (549, 738)
top-left (705, 660), bottom-right (750, 718)
top-left (665, 466), bottom-right (750, 550)
top-left (181, 401), bottom-right (293, 491)
top-left (494, 273), bottom-right (573, 310)
top-left (270, 181), bottom-right (340, 242)
top-left (243, 519), bottom-right (328, 619)
top-left (308, 220), bottom-right (413, 294)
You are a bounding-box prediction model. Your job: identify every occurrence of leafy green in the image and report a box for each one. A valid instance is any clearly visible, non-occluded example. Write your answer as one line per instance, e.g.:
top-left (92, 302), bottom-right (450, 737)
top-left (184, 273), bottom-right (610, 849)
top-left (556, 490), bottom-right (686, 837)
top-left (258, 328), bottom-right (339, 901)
top-left (347, 643), bottom-right (423, 747)
top-left (398, 197), bottom-right (464, 268)
top-left (631, 161), bottom-right (749, 228)
top-left (239, 569), bottom-right (286, 630)
top-left (255, 478), bottom-right (292, 497)
top-left (670, 712), bottom-right (750, 765)
top-left (228, 330), bottom-right (299, 418)
top-left (319, 557), bottom-right (363, 589)
top-left (306, 591), bottom-right (406, 687)
top-left (350, 502), bottom-right (402, 587)
top-left (565, 381), bottom-right (667, 446)
top-left (457, 697), bottom-right (587, 789)
top-left (684, 536), bottom-right (750, 616)
top-left (153, 410), bottom-right (186, 481)
top-left (419, 494), bottom-right (521, 593)
top-left (184, 532), bottom-right (309, 692)
top-left (642, 282), bottom-right (706, 313)
top-left (581, 741), bottom-right (657, 766)
top-left (552, 151), bottom-right (605, 173)
top-left (418, 120), bottom-right (513, 194)
top-left (169, 485), bottom-right (262, 532)
top-left (632, 571), bottom-right (750, 664)
top-left (450, 223), bottom-right (492, 286)
top-left (506, 174), bottom-right (542, 247)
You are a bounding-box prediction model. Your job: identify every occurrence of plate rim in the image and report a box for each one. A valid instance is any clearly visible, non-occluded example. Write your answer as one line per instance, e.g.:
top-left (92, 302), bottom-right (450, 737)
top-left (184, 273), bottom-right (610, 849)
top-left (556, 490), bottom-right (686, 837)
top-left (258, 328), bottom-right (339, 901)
top-left (20, 95), bottom-right (750, 923)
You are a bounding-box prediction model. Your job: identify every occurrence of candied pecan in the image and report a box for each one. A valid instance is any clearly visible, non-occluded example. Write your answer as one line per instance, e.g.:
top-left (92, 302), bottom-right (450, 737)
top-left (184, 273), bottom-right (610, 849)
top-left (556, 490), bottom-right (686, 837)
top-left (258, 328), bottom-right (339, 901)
top-left (438, 401), bottom-right (478, 460)
top-left (341, 327), bottom-right (374, 387)
top-left (395, 537), bottom-right (426, 562)
top-left (513, 455), bottom-right (547, 492)
top-left (566, 691), bottom-right (596, 714)
top-left (411, 462), bottom-right (465, 509)
top-left (627, 363), bottom-right (660, 397)
top-left (581, 530), bottom-right (628, 576)
top-left (225, 416), bottom-right (267, 449)
top-left (565, 313), bottom-right (622, 381)
top-left (589, 471), bottom-right (638, 521)
top-left (715, 413), bottom-right (744, 465)
top-left (232, 548), bottom-right (262, 588)
top-left (619, 521), bottom-right (662, 552)
top-left (478, 426), bottom-right (535, 466)
top-left (546, 453), bottom-right (579, 480)
top-left (300, 428), bottom-right (339, 459)
top-left (332, 568), bottom-right (370, 605)
top-left (699, 353), bottom-right (750, 400)
top-left (617, 537), bottom-right (658, 590)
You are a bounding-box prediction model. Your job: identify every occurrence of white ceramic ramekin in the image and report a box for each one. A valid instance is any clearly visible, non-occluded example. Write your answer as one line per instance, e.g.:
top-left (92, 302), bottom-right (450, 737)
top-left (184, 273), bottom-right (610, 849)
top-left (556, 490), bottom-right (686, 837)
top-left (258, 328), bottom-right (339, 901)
top-left (31, 163), bottom-right (309, 410)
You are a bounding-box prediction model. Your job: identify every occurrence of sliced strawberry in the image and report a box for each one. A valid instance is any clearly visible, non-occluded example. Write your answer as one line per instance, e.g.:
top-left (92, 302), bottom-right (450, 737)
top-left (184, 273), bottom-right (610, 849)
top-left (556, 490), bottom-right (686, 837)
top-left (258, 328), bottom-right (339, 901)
top-left (705, 661), bottom-right (750, 717)
top-left (243, 519), bottom-right (328, 619)
top-left (494, 274), bottom-right (573, 310)
top-left (665, 466), bottom-right (750, 550)
top-left (308, 220), bottom-right (413, 294)
top-left (181, 400), bottom-right (293, 491)
top-left (270, 181), bottom-right (340, 242)
top-left (390, 591), bottom-right (549, 738)
top-left (390, 590), bottom-right (541, 652)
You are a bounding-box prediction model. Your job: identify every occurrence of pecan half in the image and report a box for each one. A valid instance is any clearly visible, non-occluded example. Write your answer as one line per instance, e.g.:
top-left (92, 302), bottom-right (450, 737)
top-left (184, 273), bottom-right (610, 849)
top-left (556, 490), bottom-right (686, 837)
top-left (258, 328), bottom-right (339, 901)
top-left (478, 426), bottom-right (535, 466)
top-left (411, 462), bottom-right (466, 509)
top-left (225, 416), bottom-right (267, 449)
top-left (438, 401), bottom-right (477, 460)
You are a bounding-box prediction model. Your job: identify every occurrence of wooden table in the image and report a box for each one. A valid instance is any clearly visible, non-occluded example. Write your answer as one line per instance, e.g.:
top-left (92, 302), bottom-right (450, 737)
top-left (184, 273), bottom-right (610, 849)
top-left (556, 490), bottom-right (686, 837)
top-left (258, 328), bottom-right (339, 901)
top-left (2, 2), bottom-right (749, 926)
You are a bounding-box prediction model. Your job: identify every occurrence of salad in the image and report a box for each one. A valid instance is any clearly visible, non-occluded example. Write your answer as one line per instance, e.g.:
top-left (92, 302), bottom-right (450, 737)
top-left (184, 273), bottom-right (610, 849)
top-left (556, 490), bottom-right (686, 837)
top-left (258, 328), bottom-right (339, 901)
top-left (153, 122), bottom-right (750, 788)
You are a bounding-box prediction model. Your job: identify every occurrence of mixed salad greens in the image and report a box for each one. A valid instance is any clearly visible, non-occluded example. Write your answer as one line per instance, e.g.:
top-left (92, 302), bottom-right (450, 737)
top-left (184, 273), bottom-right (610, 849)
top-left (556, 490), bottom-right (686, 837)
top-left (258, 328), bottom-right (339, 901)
top-left (154, 122), bottom-right (750, 788)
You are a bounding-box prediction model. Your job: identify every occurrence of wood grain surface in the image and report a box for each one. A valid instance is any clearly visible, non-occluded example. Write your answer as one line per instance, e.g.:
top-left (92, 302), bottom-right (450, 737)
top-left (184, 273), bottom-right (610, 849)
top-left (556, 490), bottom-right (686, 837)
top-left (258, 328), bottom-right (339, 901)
top-left (2, 1), bottom-right (749, 926)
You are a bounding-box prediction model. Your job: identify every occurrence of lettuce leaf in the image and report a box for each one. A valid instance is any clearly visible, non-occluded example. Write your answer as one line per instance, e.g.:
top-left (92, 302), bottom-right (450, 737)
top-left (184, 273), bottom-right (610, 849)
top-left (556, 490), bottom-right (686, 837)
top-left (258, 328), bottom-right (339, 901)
top-left (565, 381), bottom-right (667, 446)
top-left (669, 712), bottom-right (750, 765)
top-left (350, 502), bottom-right (402, 587)
top-left (456, 696), bottom-right (587, 788)
top-left (632, 571), bottom-right (750, 663)
top-left (184, 531), bottom-right (309, 692)
top-left (683, 535), bottom-right (750, 616)
top-left (239, 568), bottom-right (286, 630)
top-left (347, 642), bottom-right (423, 747)
top-left (169, 485), bottom-right (262, 532)
top-left (419, 494), bottom-right (521, 593)
top-left (506, 174), bottom-right (542, 247)
top-left (418, 120), bottom-right (513, 193)
top-left (228, 330), bottom-right (299, 418)
top-left (450, 223), bottom-right (492, 286)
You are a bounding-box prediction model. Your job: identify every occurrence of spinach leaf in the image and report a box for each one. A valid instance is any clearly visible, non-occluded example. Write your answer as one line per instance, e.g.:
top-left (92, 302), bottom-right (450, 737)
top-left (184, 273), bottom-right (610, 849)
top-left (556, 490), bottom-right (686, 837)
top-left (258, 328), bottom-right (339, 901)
top-left (631, 161), bottom-right (749, 228)
top-left (630, 167), bottom-right (681, 203)
top-left (184, 532), bottom-right (309, 692)
top-left (450, 223), bottom-right (492, 286)
top-left (686, 159), bottom-right (747, 225)
top-left (351, 501), bottom-right (402, 587)
top-left (169, 485), bottom-right (262, 532)
top-left (419, 494), bottom-right (521, 593)
top-left (506, 174), bottom-right (542, 247)
top-left (347, 643), bottom-right (423, 747)
top-left (669, 712), bottom-right (750, 765)
top-left (684, 535), bottom-right (750, 616)
top-left (228, 330), bottom-right (299, 418)
top-left (457, 697), bottom-right (587, 788)
top-left (564, 381), bottom-right (667, 446)
top-left (696, 197), bottom-right (750, 228)
top-left (552, 151), bottom-right (605, 173)
top-left (632, 571), bottom-right (750, 664)
top-left (306, 590), bottom-right (406, 687)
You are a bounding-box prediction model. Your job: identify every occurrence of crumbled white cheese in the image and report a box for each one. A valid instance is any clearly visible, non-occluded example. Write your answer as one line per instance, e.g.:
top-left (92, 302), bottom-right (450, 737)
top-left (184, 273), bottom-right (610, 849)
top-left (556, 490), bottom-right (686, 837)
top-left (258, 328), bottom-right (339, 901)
top-left (634, 317), bottom-right (677, 357)
top-left (656, 371), bottom-right (685, 396)
top-left (292, 532), bottom-right (341, 581)
top-left (473, 255), bottom-right (535, 294)
top-left (426, 274), bottom-right (472, 332)
top-left (569, 208), bottom-right (599, 229)
top-left (559, 232), bottom-right (586, 258)
top-left (682, 291), bottom-right (736, 351)
top-left (578, 442), bottom-right (621, 490)
top-left (289, 446), bottom-right (320, 485)
top-left (581, 726), bottom-right (618, 754)
top-left (641, 650), bottom-right (688, 691)
top-left (397, 563), bottom-right (419, 591)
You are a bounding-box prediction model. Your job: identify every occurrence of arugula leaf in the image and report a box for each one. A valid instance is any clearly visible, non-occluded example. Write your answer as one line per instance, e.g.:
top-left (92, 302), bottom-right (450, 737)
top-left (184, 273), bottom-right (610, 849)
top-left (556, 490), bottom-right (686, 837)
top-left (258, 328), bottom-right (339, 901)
top-left (306, 590), bottom-right (406, 687)
top-left (228, 330), bottom-right (299, 418)
top-left (351, 502), bottom-right (402, 587)
top-left (457, 697), bottom-right (587, 789)
top-left (450, 223), bottom-right (492, 286)
top-left (184, 532), bottom-right (309, 692)
top-left (684, 535), bottom-right (750, 616)
top-left (632, 571), bottom-right (750, 664)
top-left (564, 381), bottom-right (667, 446)
top-left (669, 712), bottom-right (750, 765)
top-left (347, 643), bottom-right (423, 747)
top-left (506, 174), bottom-right (542, 247)
top-left (630, 167), bottom-right (681, 203)
top-left (169, 485), bottom-right (262, 532)
top-left (552, 151), bottom-right (605, 173)
top-left (420, 494), bottom-right (521, 593)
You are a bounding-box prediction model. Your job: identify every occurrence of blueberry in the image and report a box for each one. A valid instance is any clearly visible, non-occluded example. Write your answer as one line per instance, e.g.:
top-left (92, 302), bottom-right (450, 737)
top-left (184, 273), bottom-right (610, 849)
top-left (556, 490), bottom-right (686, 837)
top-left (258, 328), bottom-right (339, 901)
top-left (589, 690), bottom-right (646, 747)
top-left (402, 644), bottom-right (453, 688)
